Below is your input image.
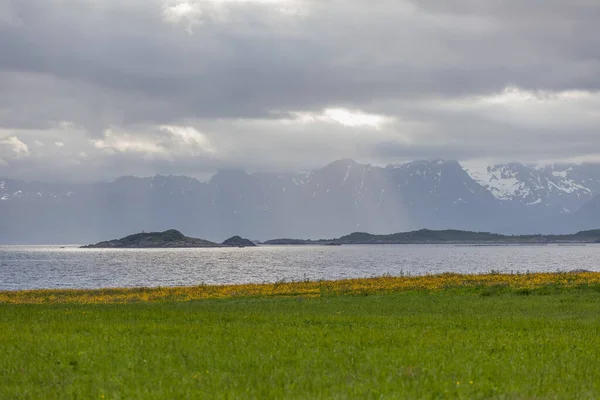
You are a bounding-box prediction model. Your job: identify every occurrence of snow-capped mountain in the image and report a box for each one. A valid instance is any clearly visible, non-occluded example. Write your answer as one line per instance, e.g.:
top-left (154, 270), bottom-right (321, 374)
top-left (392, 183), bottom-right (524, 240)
top-left (387, 159), bottom-right (496, 207)
top-left (466, 163), bottom-right (600, 214)
top-left (3, 159), bottom-right (600, 243)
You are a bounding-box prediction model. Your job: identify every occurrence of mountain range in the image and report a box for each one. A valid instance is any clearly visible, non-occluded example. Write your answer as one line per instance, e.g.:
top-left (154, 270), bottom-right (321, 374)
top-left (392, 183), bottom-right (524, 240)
top-left (2, 159), bottom-right (600, 244)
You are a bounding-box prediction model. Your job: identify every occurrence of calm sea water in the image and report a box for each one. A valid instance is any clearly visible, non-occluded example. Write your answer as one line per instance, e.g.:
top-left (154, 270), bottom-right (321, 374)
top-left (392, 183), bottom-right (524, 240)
top-left (0, 244), bottom-right (598, 291)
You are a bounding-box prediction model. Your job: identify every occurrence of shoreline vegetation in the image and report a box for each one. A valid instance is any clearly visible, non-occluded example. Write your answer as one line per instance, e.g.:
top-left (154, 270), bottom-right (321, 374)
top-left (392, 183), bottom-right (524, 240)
top-left (1, 271), bottom-right (599, 304)
top-left (264, 228), bottom-right (600, 245)
top-left (79, 227), bottom-right (600, 249)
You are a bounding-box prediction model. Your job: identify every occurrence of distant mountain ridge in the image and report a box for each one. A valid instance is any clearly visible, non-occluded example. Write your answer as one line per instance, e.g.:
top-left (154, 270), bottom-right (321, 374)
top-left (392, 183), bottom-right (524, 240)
top-left (2, 159), bottom-right (600, 244)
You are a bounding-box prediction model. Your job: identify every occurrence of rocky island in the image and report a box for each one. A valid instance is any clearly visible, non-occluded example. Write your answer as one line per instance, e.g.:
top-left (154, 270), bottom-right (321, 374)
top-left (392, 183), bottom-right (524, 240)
top-left (81, 229), bottom-right (221, 248)
top-left (221, 236), bottom-right (257, 247)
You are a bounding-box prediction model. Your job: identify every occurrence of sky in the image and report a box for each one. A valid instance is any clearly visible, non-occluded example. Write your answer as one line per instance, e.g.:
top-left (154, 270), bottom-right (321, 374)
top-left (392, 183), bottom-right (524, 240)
top-left (0, 0), bottom-right (599, 182)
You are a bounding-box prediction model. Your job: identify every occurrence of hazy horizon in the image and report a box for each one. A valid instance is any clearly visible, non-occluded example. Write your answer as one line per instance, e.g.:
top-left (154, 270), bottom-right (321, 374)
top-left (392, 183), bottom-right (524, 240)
top-left (3, 157), bottom-right (600, 185)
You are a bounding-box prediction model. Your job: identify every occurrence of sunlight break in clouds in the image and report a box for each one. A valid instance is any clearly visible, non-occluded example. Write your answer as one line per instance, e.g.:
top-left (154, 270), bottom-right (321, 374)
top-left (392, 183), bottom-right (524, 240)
top-left (158, 125), bottom-right (216, 154)
top-left (428, 86), bottom-right (600, 131)
top-left (162, 0), bottom-right (303, 32)
top-left (0, 136), bottom-right (30, 159)
top-left (94, 129), bottom-right (166, 156)
top-left (162, 2), bottom-right (204, 34)
top-left (94, 126), bottom-right (215, 158)
top-left (288, 108), bottom-right (395, 130)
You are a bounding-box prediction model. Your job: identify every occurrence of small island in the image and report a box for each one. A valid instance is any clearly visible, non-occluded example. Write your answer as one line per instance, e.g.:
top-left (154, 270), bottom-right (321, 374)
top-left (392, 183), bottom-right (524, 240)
top-left (221, 236), bottom-right (257, 247)
top-left (262, 238), bottom-right (308, 245)
top-left (81, 229), bottom-right (221, 248)
top-left (82, 230), bottom-right (259, 249)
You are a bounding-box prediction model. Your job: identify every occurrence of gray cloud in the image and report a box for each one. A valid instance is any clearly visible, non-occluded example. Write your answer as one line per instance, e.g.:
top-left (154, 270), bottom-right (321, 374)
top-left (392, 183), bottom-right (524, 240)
top-left (0, 0), bottom-right (599, 181)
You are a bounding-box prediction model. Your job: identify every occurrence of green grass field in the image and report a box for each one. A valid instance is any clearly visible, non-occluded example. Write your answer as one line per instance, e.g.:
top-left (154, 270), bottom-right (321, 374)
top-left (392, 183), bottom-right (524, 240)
top-left (2, 288), bottom-right (600, 399)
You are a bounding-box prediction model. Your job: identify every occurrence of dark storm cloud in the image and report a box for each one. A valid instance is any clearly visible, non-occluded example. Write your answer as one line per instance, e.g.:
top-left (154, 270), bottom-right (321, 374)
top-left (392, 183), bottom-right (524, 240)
top-left (2, 0), bottom-right (597, 121)
top-left (0, 0), bottom-right (599, 181)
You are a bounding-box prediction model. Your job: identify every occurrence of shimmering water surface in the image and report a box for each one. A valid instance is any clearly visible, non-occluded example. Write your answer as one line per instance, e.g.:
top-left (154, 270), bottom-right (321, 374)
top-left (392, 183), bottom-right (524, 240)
top-left (1, 244), bottom-right (598, 291)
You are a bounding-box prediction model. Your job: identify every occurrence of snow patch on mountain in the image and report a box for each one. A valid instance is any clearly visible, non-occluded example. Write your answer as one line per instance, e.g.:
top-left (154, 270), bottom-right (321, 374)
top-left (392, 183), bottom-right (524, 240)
top-left (292, 171), bottom-right (313, 186)
top-left (342, 165), bottom-right (351, 185)
top-left (465, 163), bottom-right (595, 211)
top-left (465, 164), bottom-right (526, 200)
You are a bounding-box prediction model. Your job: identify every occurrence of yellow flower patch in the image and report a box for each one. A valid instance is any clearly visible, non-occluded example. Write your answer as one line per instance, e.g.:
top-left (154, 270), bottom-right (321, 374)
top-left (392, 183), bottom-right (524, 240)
top-left (1, 272), bottom-right (598, 305)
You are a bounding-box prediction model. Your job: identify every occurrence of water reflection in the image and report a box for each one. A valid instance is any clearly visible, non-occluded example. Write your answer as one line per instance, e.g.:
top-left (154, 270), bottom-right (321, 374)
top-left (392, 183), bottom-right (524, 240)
top-left (0, 244), bottom-right (598, 291)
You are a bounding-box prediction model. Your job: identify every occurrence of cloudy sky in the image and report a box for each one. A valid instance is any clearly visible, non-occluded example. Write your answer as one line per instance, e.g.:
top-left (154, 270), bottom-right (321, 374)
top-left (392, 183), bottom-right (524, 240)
top-left (0, 0), bottom-right (599, 182)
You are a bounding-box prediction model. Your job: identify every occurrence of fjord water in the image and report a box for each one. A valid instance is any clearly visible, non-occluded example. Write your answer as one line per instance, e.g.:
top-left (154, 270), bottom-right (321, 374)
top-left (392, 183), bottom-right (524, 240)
top-left (1, 244), bottom-right (599, 291)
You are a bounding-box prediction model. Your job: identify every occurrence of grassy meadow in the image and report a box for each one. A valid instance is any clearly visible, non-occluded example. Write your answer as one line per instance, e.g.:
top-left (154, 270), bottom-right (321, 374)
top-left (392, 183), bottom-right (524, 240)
top-left (2, 273), bottom-right (600, 399)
